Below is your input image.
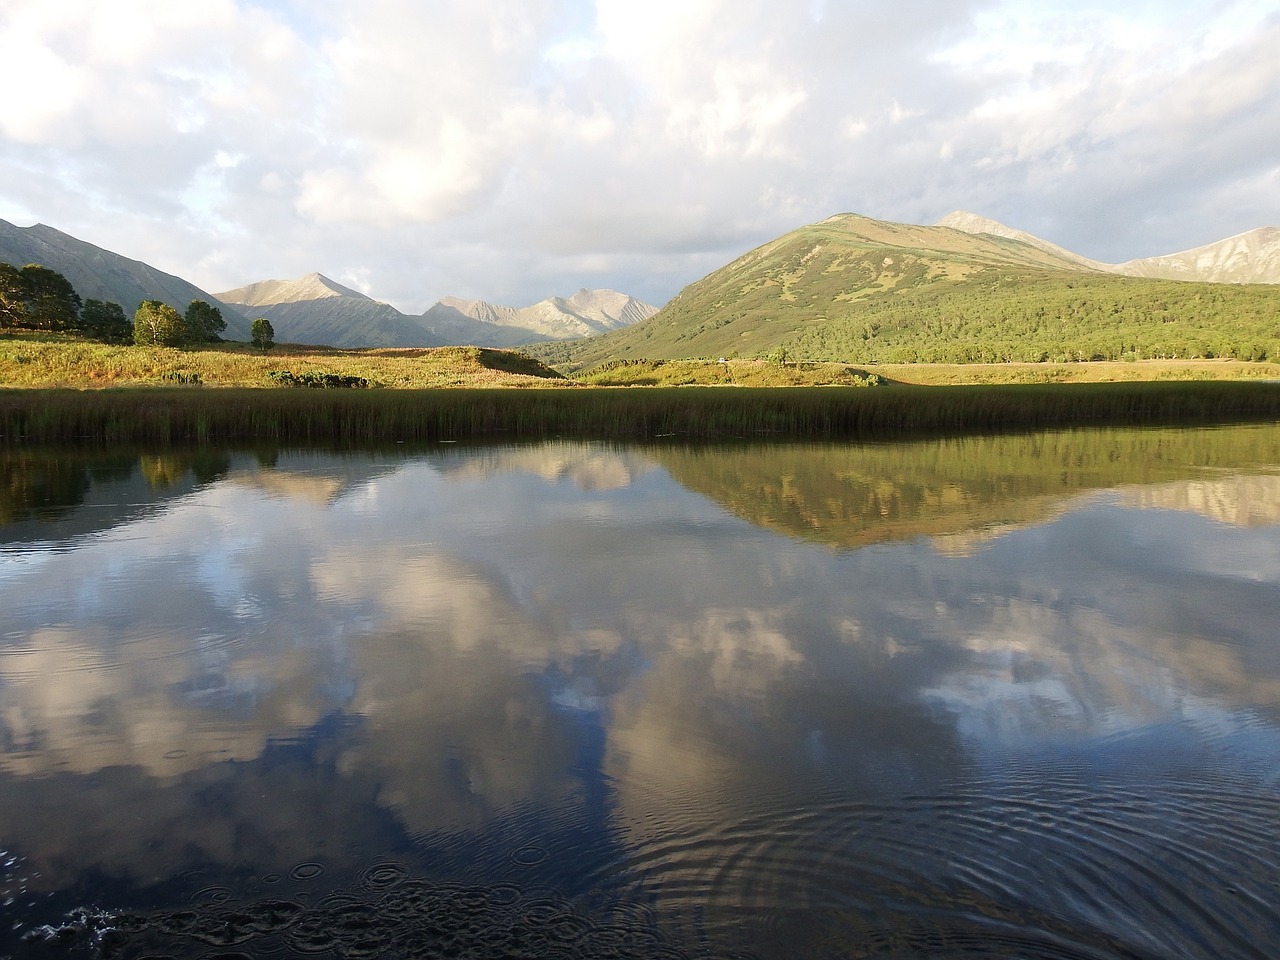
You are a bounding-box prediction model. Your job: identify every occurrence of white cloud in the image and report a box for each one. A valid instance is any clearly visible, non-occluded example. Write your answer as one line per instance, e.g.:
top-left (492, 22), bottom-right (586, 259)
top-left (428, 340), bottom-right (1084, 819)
top-left (0, 0), bottom-right (1277, 310)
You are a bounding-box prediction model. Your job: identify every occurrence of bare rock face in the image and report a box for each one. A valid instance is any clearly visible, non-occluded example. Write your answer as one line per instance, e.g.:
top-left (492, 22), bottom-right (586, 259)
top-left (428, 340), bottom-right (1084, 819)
top-left (1114, 227), bottom-right (1280, 284)
top-left (938, 211), bottom-right (1280, 284)
top-left (563, 288), bottom-right (658, 329)
top-left (218, 272), bottom-right (658, 348)
top-left (418, 290), bottom-right (658, 346)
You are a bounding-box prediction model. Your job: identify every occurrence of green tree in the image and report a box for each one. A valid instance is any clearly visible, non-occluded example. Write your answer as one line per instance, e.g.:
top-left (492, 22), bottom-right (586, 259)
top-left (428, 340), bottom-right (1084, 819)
top-left (133, 300), bottom-right (188, 346)
top-left (251, 316), bottom-right (275, 351)
top-left (0, 262), bottom-right (81, 330)
top-left (0, 262), bottom-right (24, 327)
top-left (185, 299), bottom-right (226, 342)
top-left (80, 299), bottom-right (132, 343)
top-left (20, 264), bottom-right (82, 330)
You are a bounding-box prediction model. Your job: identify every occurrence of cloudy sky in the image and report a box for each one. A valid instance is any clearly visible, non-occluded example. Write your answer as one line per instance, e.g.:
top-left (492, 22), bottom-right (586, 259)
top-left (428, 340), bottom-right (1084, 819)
top-left (1, 0), bottom-right (1277, 312)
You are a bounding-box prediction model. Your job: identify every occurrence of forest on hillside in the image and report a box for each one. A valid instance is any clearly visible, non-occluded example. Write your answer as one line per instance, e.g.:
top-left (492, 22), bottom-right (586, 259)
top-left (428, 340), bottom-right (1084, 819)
top-left (777, 271), bottom-right (1280, 364)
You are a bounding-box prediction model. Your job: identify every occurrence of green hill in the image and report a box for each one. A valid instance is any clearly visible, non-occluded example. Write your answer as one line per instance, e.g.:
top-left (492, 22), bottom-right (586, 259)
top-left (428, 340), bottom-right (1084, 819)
top-left (530, 214), bottom-right (1280, 371)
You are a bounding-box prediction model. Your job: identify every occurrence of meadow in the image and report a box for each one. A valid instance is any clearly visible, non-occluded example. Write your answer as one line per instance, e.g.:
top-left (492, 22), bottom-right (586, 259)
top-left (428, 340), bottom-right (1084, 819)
top-left (0, 334), bottom-right (568, 389)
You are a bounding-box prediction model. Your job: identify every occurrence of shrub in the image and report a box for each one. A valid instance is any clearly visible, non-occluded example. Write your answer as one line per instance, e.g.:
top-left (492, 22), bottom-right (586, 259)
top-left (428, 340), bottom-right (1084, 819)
top-left (267, 370), bottom-right (371, 389)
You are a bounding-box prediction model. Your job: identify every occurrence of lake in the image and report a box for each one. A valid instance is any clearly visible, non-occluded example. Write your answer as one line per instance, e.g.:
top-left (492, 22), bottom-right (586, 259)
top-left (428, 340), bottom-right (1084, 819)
top-left (2, 426), bottom-right (1279, 958)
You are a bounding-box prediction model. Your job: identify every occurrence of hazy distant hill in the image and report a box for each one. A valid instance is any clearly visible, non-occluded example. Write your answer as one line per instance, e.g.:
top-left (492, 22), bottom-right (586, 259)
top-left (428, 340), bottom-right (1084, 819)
top-left (215, 274), bottom-right (446, 348)
top-left (529, 212), bottom-right (1280, 370)
top-left (0, 219), bottom-right (252, 339)
top-left (219, 272), bottom-right (658, 348)
top-left (419, 289), bottom-right (658, 347)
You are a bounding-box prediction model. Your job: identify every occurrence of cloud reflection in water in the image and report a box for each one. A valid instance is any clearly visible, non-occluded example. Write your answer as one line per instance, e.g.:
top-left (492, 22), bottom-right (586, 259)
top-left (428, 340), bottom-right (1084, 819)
top-left (0, 433), bottom-right (1278, 958)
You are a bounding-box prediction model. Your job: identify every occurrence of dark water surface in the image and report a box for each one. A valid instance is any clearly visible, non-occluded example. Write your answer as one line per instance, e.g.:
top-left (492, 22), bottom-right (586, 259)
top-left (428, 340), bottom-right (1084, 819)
top-left (2, 427), bottom-right (1280, 958)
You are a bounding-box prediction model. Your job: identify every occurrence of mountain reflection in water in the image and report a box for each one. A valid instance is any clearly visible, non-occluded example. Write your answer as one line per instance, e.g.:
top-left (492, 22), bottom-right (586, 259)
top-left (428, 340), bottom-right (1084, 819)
top-left (1, 427), bottom-right (1279, 959)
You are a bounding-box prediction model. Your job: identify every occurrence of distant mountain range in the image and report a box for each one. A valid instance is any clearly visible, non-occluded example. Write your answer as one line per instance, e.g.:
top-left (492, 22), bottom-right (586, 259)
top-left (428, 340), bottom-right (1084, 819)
top-left (531, 211), bottom-right (1280, 369)
top-left (0, 219), bottom-right (253, 339)
top-left (215, 275), bottom-right (658, 349)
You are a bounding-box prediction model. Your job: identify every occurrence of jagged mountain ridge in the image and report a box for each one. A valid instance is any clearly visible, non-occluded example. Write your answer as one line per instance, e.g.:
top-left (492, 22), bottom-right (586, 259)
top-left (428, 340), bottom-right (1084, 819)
top-left (217, 272), bottom-right (659, 349)
top-left (419, 288), bottom-right (658, 346)
top-left (1113, 226), bottom-right (1280, 284)
top-left (939, 211), bottom-right (1280, 284)
top-left (0, 219), bottom-right (252, 339)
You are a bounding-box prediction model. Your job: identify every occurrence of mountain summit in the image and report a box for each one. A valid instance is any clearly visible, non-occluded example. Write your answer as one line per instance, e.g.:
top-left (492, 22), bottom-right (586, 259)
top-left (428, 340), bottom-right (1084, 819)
top-left (216, 274), bottom-right (658, 349)
top-left (217, 273), bottom-right (373, 306)
top-left (215, 274), bottom-right (438, 348)
top-left (420, 289), bottom-right (657, 346)
top-left (1114, 227), bottom-right (1280, 284)
top-left (935, 211), bottom-right (1103, 270)
top-left (939, 211), bottom-right (1280, 284)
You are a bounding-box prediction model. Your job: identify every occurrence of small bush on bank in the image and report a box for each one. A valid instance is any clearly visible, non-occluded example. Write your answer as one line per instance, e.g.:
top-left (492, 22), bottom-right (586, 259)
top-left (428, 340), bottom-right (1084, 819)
top-left (267, 370), bottom-right (372, 389)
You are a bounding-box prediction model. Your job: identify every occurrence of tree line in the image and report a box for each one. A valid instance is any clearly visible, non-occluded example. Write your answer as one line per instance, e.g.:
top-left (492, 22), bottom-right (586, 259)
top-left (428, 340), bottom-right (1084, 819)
top-left (0, 261), bottom-right (274, 349)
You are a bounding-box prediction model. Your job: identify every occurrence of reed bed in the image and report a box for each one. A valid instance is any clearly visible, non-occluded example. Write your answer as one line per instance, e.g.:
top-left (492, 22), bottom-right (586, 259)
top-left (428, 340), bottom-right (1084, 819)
top-left (3, 382), bottom-right (1279, 446)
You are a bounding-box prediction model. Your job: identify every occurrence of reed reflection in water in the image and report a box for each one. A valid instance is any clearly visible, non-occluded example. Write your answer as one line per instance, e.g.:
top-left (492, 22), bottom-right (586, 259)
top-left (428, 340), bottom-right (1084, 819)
top-left (1, 426), bottom-right (1279, 958)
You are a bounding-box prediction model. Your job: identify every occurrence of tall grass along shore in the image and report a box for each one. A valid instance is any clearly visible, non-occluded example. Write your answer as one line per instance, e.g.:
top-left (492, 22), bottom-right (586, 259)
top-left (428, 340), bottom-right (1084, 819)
top-left (3, 382), bottom-right (1280, 445)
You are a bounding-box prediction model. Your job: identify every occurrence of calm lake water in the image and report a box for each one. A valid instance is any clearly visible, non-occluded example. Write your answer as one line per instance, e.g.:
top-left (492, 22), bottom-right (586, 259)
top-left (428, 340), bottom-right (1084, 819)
top-left (2, 426), bottom-right (1280, 959)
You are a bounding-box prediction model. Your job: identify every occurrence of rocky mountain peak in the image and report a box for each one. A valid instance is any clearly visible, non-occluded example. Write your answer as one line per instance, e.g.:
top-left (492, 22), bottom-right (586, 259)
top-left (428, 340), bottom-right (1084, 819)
top-left (216, 273), bottom-right (372, 307)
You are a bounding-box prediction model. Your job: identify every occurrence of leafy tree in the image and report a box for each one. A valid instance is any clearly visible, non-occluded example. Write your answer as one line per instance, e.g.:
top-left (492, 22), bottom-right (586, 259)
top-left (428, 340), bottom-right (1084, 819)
top-left (0, 262), bottom-right (24, 327)
top-left (20, 264), bottom-right (82, 330)
top-left (133, 300), bottom-right (188, 346)
top-left (81, 299), bottom-right (132, 343)
top-left (251, 316), bottom-right (275, 351)
top-left (185, 299), bottom-right (226, 342)
top-left (0, 261), bottom-right (81, 330)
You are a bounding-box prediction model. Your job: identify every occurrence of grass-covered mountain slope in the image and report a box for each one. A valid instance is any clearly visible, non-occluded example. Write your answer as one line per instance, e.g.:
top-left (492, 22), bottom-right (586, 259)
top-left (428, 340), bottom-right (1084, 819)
top-left (530, 213), bottom-right (1280, 370)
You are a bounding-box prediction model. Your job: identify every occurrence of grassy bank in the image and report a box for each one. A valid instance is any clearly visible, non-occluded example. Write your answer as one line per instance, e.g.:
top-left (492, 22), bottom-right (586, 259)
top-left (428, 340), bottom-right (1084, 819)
top-left (3, 382), bottom-right (1280, 445)
top-left (0, 334), bottom-right (569, 388)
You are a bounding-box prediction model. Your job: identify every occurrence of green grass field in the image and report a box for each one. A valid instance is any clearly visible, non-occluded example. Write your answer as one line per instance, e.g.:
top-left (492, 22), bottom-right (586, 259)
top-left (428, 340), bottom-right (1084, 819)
top-left (0, 333), bottom-right (569, 389)
top-left (6, 330), bottom-right (1276, 391)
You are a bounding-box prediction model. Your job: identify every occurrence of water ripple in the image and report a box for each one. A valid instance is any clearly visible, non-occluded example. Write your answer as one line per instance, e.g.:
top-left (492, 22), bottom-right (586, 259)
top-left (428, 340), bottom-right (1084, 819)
top-left (588, 774), bottom-right (1280, 959)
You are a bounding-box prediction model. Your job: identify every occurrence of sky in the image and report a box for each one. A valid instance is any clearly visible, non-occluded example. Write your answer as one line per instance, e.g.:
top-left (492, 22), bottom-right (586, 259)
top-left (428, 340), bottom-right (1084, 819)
top-left (1, 0), bottom-right (1278, 313)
